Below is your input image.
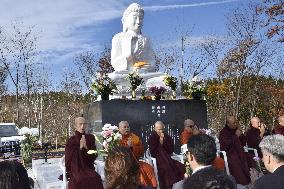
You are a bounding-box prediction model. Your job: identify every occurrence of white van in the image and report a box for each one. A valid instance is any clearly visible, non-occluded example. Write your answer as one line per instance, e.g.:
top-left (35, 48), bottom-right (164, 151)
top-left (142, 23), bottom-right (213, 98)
top-left (0, 123), bottom-right (24, 158)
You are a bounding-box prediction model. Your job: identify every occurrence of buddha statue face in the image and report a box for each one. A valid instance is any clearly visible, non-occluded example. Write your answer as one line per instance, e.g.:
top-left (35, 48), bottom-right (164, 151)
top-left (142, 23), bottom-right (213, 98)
top-left (122, 3), bottom-right (144, 34)
top-left (125, 12), bottom-right (143, 34)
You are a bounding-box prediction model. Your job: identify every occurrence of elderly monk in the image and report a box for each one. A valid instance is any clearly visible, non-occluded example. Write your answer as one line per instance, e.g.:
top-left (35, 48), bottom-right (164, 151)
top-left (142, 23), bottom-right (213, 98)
top-left (219, 116), bottom-right (251, 186)
top-left (180, 119), bottom-right (225, 171)
top-left (245, 117), bottom-right (266, 158)
top-left (180, 119), bottom-right (195, 144)
top-left (65, 117), bottom-right (103, 189)
top-left (118, 121), bottom-right (157, 188)
top-left (118, 121), bottom-right (144, 159)
top-left (149, 121), bottom-right (185, 189)
top-left (274, 115), bottom-right (284, 136)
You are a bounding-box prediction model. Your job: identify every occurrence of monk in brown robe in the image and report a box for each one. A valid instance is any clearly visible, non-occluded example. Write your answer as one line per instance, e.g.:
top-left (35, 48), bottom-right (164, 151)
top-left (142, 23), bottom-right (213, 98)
top-left (274, 115), bottom-right (284, 136)
top-left (245, 117), bottom-right (266, 158)
top-left (118, 121), bottom-right (157, 188)
top-left (219, 116), bottom-right (251, 186)
top-left (65, 117), bottom-right (103, 189)
top-left (180, 119), bottom-right (225, 171)
top-left (149, 121), bottom-right (185, 189)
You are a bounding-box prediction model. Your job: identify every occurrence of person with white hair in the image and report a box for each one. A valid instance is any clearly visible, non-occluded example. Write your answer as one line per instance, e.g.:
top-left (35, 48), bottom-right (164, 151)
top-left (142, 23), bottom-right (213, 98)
top-left (252, 134), bottom-right (284, 189)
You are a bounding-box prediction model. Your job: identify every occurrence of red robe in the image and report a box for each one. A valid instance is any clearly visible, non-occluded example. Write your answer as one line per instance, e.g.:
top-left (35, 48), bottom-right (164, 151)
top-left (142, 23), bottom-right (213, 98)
top-left (138, 161), bottom-right (158, 188)
top-left (245, 127), bottom-right (262, 158)
top-left (180, 129), bottom-right (193, 145)
top-left (149, 132), bottom-right (185, 188)
top-left (219, 125), bottom-right (251, 185)
top-left (65, 131), bottom-right (103, 189)
top-left (274, 125), bottom-right (284, 136)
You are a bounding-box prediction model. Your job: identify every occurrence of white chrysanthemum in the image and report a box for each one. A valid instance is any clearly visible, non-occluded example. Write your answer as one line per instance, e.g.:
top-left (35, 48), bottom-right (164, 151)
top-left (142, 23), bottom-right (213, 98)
top-left (19, 127), bottom-right (31, 135)
top-left (30, 128), bottom-right (39, 136)
top-left (102, 123), bottom-right (112, 131)
top-left (181, 144), bottom-right (188, 155)
top-left (103, 140), bottom-right (108, 148)
top-left (191, 75), bottom-right (201, 82)
top-left (114, 132), bottom-right (122, 140)
top-left (109, 125), bottom-right (118, 131)
top-left (106, 137), bottom-right (113, 143)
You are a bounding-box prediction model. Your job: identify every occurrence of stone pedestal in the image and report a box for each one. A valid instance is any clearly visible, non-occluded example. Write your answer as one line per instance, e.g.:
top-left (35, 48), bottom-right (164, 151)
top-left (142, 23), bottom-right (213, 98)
top-left (83, 99), bottom-right (208, 153)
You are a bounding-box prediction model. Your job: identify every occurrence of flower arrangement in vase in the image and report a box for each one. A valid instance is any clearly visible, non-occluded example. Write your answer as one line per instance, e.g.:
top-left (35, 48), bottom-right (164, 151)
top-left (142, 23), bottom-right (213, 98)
top-left (182, 76), bottom-right (205, 100)
top-left (127, 72), bottom-right (144, 99)
top-left (163, 75), bottom-right (178, 99)
top-left (91, 73), bottom-right (117, 100)
top-left (149, 86), bottom-right (166, 100)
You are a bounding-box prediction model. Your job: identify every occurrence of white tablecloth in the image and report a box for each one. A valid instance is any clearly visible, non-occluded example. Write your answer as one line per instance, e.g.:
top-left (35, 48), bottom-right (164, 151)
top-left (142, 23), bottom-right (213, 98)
top-left (95, 160), bottom-right (105, 181)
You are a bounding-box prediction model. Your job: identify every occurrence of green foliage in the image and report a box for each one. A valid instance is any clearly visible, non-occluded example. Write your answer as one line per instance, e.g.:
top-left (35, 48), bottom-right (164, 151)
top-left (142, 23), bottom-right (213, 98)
top-left (20, 134), bottom-right (38, 167)
top-left (182, 80), bottom-right (206, 98)
top-left (91, 73), bottom-right (117, 95)
top-left (164, 75), bottom-right (178, 91)
top-left (127, 72), bottom-right (144, 91)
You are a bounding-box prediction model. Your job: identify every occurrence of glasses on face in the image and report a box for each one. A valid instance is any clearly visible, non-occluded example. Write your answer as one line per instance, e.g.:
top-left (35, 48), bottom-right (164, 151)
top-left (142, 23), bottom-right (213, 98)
top-left (186, 124), bottom-right (195, 128)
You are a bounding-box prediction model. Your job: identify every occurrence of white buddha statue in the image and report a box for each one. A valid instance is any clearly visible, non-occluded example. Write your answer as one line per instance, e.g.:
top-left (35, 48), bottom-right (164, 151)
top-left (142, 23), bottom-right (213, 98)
top-left (109, 3), bottom-right (166, 93)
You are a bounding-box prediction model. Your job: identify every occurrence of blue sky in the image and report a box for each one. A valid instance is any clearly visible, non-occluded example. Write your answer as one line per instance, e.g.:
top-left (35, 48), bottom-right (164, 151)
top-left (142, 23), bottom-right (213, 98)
top-left (1, 0), bottom-right (260, 90)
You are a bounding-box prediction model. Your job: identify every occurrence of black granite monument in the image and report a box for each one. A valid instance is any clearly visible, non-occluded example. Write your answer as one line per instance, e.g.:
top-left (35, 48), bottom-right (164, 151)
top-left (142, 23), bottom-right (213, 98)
top-left (83, 99), bottom-right (207, 153)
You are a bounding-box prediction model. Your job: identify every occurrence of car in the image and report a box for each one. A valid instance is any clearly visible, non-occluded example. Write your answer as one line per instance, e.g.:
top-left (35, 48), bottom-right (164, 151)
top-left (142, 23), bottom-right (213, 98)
top-left (0, 123), bottom-right (24, 159)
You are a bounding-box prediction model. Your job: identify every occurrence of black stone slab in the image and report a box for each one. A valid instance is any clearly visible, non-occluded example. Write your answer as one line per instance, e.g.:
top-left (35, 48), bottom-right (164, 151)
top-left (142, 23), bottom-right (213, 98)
top-left (83, 99), bottom-right (208, 153)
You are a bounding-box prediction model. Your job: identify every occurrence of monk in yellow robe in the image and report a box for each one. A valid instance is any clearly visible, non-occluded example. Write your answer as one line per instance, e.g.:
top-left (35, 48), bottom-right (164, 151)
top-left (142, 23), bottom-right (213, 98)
top-left (180, 119), bottom-right (225, 171)
top-left (118, 121), bottom-right (157, 188)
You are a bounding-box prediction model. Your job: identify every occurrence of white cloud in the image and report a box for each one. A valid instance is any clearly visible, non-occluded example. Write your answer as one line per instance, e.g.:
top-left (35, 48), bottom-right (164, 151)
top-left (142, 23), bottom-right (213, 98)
top-left (144, 0), bottom-right (239, 11)
top-left (0, 0), bottom-right (238, 66)
top-left (0, 0), bottom-right (126, 55)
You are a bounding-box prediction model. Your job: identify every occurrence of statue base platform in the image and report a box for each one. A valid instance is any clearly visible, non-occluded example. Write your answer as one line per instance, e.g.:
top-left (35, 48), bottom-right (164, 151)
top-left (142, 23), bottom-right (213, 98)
top-left (83, 99), bottom-right (208, 153)
top-left (108, 71), bottom-right (168, 93)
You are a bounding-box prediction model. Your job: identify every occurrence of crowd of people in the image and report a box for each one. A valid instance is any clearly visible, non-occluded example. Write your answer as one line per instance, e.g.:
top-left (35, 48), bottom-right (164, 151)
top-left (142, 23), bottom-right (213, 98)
top-left (62, 115), bottom-right (284, 189)
top-left (0, 115), bottom-right (283, 189)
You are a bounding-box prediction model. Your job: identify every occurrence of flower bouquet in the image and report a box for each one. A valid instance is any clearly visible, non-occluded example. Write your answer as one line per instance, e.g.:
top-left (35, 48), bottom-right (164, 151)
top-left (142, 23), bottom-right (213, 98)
top-left (88, 124), bottom-right (122, 156)
top-left (163, 76), bottom-right (178, 99)
top-left (127, 72), bottom-right (144, 99)
top-left (91, 73), bottom-right (117, 100)
top-left (149, 86), bottom-right (166, 100)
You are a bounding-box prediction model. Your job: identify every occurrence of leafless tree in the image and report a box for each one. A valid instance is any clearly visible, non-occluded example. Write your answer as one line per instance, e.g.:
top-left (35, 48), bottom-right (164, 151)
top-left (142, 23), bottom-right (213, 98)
top-left (0, 23), bottom-right (38, 123)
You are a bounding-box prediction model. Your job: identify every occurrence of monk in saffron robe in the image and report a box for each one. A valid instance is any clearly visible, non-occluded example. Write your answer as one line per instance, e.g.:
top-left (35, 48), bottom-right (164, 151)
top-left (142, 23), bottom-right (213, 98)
top-left (274, 115), bottom-right (284, 136)
top-left (180, 119), bottom-right (225, 171)
top-left (245, 117), bottom-right (265, 158)
top-left (65, 117), bottom-right (103, 189)
top-left (149, 121), bottom-right (185, 189)
top-left (219, 116), bottom-right (251, 186)
top-left (118, 120), bottom-right (157, 188)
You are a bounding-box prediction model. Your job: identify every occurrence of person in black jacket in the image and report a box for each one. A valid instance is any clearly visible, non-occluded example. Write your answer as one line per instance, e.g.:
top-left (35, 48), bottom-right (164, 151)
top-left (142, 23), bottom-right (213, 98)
top-left (252, 134), bottom-right (284, 189)
top-left (183, 134), bottom-right (236, 189)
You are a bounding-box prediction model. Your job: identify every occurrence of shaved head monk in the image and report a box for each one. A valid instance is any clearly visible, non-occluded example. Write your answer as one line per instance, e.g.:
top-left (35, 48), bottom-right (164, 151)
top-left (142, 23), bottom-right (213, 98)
top-left (118, 120), bottom-right (157, 188)
top-left (219, 116), bottom-right (251, 186)
top-left (148, 121), bottom-right (185, 189)
top-left (274, 115), bottom-right (284, 136)
top-left (65, 117), bottom-right (103, 189)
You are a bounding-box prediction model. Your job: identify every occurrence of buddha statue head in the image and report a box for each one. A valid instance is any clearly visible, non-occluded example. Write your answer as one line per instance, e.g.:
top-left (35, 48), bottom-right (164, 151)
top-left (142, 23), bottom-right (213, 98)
top-left (121, 3), bottom-right (144, 34)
